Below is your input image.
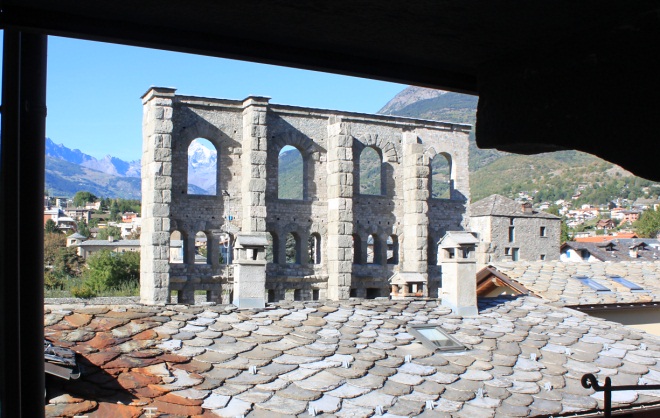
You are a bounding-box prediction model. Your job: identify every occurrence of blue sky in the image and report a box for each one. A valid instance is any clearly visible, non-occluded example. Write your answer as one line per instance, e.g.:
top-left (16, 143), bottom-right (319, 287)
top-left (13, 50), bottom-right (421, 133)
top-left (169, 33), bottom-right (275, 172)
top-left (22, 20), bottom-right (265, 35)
top-left (2, 33), bottom-right (406, 161)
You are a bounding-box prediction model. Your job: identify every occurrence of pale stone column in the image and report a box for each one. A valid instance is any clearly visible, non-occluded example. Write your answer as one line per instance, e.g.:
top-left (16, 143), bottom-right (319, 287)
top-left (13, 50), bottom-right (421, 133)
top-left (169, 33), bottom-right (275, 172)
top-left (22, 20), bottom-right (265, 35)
top-left (241, 97), bottom-right (269, 233)
top-left (234, 97), bottom-right (270, 308)
top-left (402, 133), bottom-right (430, 295)
top-left (326, 118), bottom-right (354, 300)
top-left (140, 87), bottom-right (175, 305)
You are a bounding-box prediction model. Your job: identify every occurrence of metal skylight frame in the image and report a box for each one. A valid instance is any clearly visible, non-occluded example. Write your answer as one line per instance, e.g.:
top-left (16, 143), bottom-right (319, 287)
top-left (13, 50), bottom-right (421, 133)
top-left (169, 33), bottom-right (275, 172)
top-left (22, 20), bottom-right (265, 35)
top-left (574, 276), bottom-right (611, 292)
top-left (609, 276), bottom-right (646, 292)
top-left (407, 325), bottom-right (466, 352)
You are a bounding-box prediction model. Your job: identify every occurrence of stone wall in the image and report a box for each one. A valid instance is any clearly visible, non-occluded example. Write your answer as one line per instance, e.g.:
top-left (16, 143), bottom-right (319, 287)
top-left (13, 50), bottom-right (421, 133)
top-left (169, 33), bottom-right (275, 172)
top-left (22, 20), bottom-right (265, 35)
top-left (141, 88), bottom-right (471, 304)
top-left (472, 214), bottom-right (561, 265)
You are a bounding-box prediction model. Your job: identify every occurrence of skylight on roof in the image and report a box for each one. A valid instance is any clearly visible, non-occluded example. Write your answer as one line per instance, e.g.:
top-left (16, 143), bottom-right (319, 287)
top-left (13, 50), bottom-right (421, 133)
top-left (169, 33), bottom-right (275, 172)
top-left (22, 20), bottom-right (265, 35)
top-left (610, 276), bottom-right (645, 291)
top-left (407, 325), bottom-right (465, 351)
top-left (574, 276), bottom-right (610, 292)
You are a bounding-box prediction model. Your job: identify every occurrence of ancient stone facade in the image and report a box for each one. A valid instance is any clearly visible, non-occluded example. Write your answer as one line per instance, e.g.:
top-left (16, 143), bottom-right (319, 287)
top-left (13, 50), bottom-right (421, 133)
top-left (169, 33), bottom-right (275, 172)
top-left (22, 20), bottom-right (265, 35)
top-left (140, 88), bottom-right (471, 305)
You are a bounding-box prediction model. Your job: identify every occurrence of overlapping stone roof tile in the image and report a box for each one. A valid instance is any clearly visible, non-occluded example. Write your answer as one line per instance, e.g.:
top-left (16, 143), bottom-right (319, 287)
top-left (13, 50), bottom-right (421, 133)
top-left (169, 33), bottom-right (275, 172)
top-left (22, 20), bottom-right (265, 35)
top-left (44, 297), bottom-right (660, 417)
top-left (489, 261), bottom-right (660, 306)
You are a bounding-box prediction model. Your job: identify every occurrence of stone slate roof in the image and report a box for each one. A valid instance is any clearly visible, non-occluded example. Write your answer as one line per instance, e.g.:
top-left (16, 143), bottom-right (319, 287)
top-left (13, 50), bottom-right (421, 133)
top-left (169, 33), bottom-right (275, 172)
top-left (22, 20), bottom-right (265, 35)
top-left (44, 297), bottom-right (660, 417)
top-left (489, 261), bottom-right (660, 306)
top-left (470, 195), bottom-right (559, 219)
top-left (562, 240), bottom-right (660, 262)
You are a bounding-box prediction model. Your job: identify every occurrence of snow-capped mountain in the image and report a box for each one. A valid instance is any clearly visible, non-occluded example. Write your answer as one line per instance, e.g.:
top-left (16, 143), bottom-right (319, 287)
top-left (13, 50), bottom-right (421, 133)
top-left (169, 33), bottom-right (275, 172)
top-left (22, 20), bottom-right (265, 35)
top-left (187, 139), bottom-right (218, 194)
top-left (46, 138), bottom-right (141, 178)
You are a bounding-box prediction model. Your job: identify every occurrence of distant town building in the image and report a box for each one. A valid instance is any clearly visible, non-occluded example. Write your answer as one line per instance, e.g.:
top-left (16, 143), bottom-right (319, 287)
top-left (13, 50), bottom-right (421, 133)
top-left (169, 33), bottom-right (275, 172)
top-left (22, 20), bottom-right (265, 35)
top-left (469, 194), bottom-right (561, 266)
top-left (43, 207), bottom-right (77, 232)
top-left (63, 207), bottom-right (92, 223)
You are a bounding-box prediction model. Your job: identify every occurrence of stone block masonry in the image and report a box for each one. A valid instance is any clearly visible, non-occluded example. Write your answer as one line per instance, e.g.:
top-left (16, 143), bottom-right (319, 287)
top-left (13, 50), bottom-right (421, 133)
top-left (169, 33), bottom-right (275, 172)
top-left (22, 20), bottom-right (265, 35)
top-left (141, 87), bottom-right (471, 305)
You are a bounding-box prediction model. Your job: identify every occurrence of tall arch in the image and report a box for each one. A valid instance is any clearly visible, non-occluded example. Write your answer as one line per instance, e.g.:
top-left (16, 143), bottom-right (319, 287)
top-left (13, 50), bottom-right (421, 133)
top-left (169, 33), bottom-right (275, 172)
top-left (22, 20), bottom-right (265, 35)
top-left (270, 132), bottom-right (318, 201)
top-left (278, 146), bottom-right (305, 199)
top-left (430, 152), bottom-right (452, 199)
top-left (187, 138), bottom-right (218, 195)
top-left (359, 146), bottom-right (384, 195)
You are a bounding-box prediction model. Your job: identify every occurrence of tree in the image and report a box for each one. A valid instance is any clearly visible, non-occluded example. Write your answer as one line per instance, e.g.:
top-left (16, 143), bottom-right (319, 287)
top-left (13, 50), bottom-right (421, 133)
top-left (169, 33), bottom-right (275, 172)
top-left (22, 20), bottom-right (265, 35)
top-left (634, 208), bottom-right (660, 238)
top-left (77, 218), bottom-right (91, 238)
top-left (96, 226), bottom-right (122, 240)
top-left (44, 233), bottom-right (82, 289)
top-left (72, 191), bottom-right (98, 208)
top-left (44, 219), bottom-right (61, 234)
top-left (44, 232), bottom-right (67, 267)
top-left (81, 250), bottom-right (140, 295)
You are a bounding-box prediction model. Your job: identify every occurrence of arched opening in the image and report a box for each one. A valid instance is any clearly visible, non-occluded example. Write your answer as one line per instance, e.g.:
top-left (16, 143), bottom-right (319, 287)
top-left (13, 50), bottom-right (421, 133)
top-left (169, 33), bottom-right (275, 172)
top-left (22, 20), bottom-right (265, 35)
top-left (218, 232), bottom-right (233, 265)
top-left (367, 234), bottom-right (382, 265)
top-left (285, 232), bottom-right (301, 264)
top-left (308, 233), bottom-right (321, 264)
top-left (352, 234), bottom-right (362, 264)
top-left (428, 235), bottom-right (438, 265)
top-left (266, 232), bottom-right (278, 264)
top-left (430, 153), bottom-right (451, 199)
top-left (387, 235), bottom-right (399, 265)
top-left (195, 231), bottom-right (210, 264)
top-left (169, 230), bottom-right (185, 263)
top-left (359, 147), bottom-right (383, 195)
top-left (187, 138), bottom-right (218, 195)
top-left (278, 146), bottom-right (304, 199)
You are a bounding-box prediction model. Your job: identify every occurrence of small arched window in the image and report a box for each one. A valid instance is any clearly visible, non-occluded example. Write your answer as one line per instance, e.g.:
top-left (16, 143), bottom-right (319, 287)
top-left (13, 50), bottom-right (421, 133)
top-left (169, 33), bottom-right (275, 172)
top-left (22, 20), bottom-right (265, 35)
top-left (430, 153), bottom-right (451, 199)
top-left (428, 235), bottom-right (438, 266)
top-left (387, 235), bottom-right (399, 265)
top-left (359, 147), bottom-right (383, 195)
top-left (266, 232), bottom-right (278, 264)
top-left (194, 231), bottom-right (210, 264)
top-left (367, 234), bottom-right (382, 265)
top-left (218, 233), bottom-right (233, 265)
top-left (285, 232), bottom-right (301, 264)
top-left (352, 234), bottom-right (362, 264)
top-left (170, 230), bottom-right (185, 263)
top-left (309, 233), bottom-right (322, 265)
top-left (278, 146), bottom-right (304, 200)
top-left (188, 138), bottom-right (218, 195)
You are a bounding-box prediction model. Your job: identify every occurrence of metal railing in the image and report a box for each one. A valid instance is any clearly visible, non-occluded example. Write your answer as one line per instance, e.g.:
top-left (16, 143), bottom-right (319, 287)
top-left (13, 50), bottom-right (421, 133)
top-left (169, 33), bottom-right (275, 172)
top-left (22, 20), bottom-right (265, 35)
top-left (582, 373), bottom-right (660, 418)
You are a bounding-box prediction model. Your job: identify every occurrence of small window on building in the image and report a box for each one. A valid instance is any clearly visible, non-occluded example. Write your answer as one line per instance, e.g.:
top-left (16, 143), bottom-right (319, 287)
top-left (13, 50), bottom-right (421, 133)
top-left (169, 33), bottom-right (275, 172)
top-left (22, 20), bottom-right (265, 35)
top-left (293, 289), bottom-right (302, 301)
top-left (540, 226), bottom-right (547, 237)
top-left (312, 289), bottom-right (320, 300)
top-left (349, 288), bottom-right (357, 298)
top-left (508, 225), bottom-right (515, 242)
top-left (575, 276), bottom-right (610, 292)
top-left (610, 276), bottom-right (645, 292)
top-left (407, 325), bottom-right (465, 352)
top-left (512, 248), bottom-right (520, 261)
top-left (504, 247), bottom-right (511, 256)
top-left (539, 254), bottom-right (546, 261)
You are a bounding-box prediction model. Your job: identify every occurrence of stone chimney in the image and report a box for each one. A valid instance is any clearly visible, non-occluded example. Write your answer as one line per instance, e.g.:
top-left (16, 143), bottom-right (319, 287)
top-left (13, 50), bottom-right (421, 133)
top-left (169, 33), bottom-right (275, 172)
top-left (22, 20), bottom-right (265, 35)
top-left (439, 231), bottom-right (479, 316)
top-left (522, 202), bottom-right (533, 214)
top-left (629, 247), bottom-right (639, 258)
top-left (108, 235), bottom-right (115, 243)
top-left (232, 232), bottom-right (268, 308)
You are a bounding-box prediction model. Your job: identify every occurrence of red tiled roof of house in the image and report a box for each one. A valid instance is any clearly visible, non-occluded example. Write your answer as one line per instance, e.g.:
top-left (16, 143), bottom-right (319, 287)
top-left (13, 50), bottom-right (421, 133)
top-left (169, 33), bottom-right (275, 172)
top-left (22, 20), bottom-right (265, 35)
top-left (575, 233), bottom-right (638, 243)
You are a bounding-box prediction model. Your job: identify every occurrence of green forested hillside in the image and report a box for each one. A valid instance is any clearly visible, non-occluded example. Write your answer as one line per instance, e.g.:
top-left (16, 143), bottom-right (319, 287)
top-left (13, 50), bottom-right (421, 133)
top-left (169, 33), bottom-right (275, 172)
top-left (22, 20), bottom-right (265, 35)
top-left (377, 87), bottom-right (660, 203)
